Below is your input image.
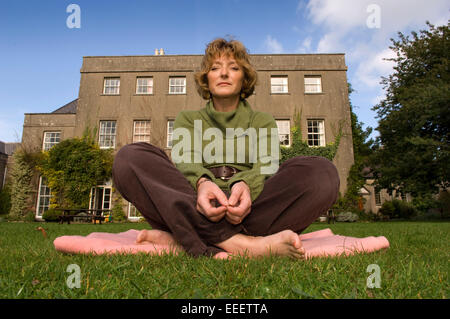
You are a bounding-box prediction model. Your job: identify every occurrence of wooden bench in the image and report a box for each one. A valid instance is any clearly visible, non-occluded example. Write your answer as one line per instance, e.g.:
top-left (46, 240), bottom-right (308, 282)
top-left (57, 209), bottom-right (110, 224)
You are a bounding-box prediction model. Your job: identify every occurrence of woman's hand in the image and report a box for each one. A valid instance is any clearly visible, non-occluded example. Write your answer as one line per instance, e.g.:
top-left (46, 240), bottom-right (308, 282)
top-left (225, 181), bottom-right (252, 225)
top-left (196, 178), bottom-right (229, 222)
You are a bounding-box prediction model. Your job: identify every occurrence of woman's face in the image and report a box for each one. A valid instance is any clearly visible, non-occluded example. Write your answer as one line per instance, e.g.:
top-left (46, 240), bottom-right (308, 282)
top-left (207, 54), bottom-right (244, 100)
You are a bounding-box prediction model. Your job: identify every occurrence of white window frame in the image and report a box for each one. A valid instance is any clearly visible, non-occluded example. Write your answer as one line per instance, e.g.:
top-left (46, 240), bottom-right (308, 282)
top-left (89, 185), bottom-right (112, 212)
top-left (167, 120), bottom-right (174, 148)
top-left (103, 77), bottom-right (120, 95)
top-left (271, 76), bottom-right (288, 94)
top-left (99, 120), bottom-right (117, 149)
top-left (304, 76), bottom-right (322, 94)
top-left (375, 189), bottom-right (382, 206)
top-left (276, 120), bottom-right (291, 147)
top-left (128, 202), bottom-right (143, 221)
top-left (36, 176), bottom-right (51, 219)
top-left (169, 77), bottom-right (186, 94)
top-left (307, 119), bottom-right (326, 147)
top-left (133, 120), bottom-right (151, 143)
top-left (42, 131), bottom-right (61, 151)
top-left (136, 77), bottom-right (153, 94)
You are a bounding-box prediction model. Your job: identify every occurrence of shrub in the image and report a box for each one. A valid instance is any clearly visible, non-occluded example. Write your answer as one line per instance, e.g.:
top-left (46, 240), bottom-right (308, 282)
top-left (437, 190), bottom-right (450, 218)
top-left (379, 199), bottom-right (417, 219)
top-left (9, 149), bottom-right (38, 220)
top-left (0, 185), bottom-right (11, 215)
top-left (378, 201), bottom-right (395, 218)
top-left (111, 204), bottom-right (126, 222)
top-left (42, 209), bottom-right (61, 222)
top-left (38, 130), bottom-right (113, 209)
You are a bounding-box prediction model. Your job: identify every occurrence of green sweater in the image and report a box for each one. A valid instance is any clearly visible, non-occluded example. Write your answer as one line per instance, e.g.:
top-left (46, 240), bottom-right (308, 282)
top-left (172, 100), bottom-right (280, 202)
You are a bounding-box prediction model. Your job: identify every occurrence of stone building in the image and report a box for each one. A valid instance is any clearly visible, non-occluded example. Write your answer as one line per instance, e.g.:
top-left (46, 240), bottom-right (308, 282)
top-left (21, 52), bottom-right (354, 221)
top-left (0, 141), bottom-right (19, 190)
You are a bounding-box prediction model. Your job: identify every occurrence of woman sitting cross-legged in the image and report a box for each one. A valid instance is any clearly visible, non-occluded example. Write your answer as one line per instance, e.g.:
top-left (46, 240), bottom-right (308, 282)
top-left (112, 38), bottom-right (340, 259)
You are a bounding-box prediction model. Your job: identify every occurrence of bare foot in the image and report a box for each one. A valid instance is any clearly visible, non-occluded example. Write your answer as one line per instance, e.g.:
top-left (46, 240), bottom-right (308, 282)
top-left (135, 229), bottom-right (183, 253)
top-left (214, 252), bottom-right (232, 260)
top-left (216, 230), bottom-right (305, 259)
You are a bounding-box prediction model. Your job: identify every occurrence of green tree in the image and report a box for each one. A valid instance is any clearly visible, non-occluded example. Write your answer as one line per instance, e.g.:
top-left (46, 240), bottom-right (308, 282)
top-left (39, 130), bottom-right (113, 209)
top-left (371, 21), bottom-right (450, 197)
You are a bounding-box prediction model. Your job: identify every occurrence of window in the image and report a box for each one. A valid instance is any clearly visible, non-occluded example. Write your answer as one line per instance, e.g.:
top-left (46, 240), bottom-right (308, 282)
top-left (43, 132), bottom-right (61, 151)
top-left (375, 189), bottom-right (382, 206)
top-left (133, 120), bottom-right (151, 143)
top-left (276, 120), bottom-right (290, 146)
top-left (128, 203), bottom-right (143, 220)
top-left (307, 120), bottom-right (325, 147)
top-left (89, 186), bottom-right (112, 211)
top-left (36, 177), bottom-right (51, 218)
top-left (103, 78), bottom-right (120, 95)
top-left (304, 76), bottom-right (322, 93)
top-left (169, 77), bottom-right (186, 94)
top-left (99, 121), bottom-right (116, 149)
top-left (271, 76), bottom-right (288, 94)
top-left (167, 120), bottom-right (174, 148)
top-left (136, 77), bottom-right (153, 94)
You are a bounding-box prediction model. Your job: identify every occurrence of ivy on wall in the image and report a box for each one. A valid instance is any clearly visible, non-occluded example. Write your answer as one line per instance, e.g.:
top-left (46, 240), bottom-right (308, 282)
top-left (280, 110), bottom-right (342, 163)
top-left (38, 130), bottom-right (113, 209)
top-left (9, 149), bottom-right (42, 220)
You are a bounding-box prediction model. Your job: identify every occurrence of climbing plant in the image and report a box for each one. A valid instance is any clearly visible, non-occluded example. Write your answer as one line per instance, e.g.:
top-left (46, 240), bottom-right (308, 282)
top-left (280, 110), bottom-right (342, 163)
top-left (38, 129), bottom-right (114, 209)
top-left (9, 148), bottom-right (42, 220)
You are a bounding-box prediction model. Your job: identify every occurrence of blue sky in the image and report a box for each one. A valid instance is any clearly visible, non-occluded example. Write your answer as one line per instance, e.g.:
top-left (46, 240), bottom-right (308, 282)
top-left (0, 0), bottom-right (448, 142)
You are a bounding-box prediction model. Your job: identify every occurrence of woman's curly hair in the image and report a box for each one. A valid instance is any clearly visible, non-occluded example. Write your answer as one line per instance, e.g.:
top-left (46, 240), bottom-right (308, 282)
top-left (194, 38), bottom-right (257, 100)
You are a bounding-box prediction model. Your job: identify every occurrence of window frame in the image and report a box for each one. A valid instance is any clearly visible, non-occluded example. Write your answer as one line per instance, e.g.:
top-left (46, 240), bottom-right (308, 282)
top-left (276, 119), bottom-right (291, 147)
top-left (42, 131), bottom-right (61, 151)
top-left (136, 77), bottom-right (153, 95)
top-left (99, 120), bottom-right (117, 149)
top-left (166, 120), bottom-right (174, 148)
top-left (270, 76), bottom-right (289, 94)
top-left (307, 119), bottom-right (326, 147)
top-left (133, 120), bottom-right (151, 143)
top-left (36, 176), bottom-right (51, 219)
top-left (103, 77), bottom-right (120, 95)
top-left (128, 202), bottom-right (143, 220)
top-left (168, 76), bottom-right (186, 94)
top-left (375, 189), bottom-right (382, 206)
top-left (304, 76), bottom-right (322, 94)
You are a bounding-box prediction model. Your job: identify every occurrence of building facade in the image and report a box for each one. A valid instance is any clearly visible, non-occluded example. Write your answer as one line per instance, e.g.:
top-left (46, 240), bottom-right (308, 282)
top-left (21, 53), bottom-right (355, 221)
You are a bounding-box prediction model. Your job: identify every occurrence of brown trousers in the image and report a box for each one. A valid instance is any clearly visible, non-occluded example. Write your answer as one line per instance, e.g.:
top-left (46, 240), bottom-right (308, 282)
top-left (112, 142), bottom-right (340, 257)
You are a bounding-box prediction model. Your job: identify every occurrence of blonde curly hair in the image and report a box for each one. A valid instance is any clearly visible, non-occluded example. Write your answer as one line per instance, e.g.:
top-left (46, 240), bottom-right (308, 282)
top-left (194, 38), bottom-right (257, 100)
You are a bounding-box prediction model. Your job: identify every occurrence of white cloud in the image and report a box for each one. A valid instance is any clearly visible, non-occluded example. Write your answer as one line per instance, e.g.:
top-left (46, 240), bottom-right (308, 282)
top-left (297, 0), bottom-right (449, 134)
top-left (354, 48), bottom-right (396, 88)
top-left (301, 0), bottom-right (449, 88)
top-left (264, 35), bottom-right (284, 53)
top-left (307, 0), bottom-right (449, 37)
top-left (296, 36), bottom-right (313, 53)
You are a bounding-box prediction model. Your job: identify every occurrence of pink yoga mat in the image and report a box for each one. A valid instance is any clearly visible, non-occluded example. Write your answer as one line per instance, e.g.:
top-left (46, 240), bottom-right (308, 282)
top-left (53, 228), bottom-right (389, 259)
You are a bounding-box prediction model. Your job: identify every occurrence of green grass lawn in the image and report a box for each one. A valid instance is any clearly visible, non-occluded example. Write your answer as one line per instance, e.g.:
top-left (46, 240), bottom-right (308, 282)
top-left (0, 221), bottom-right (448, 299)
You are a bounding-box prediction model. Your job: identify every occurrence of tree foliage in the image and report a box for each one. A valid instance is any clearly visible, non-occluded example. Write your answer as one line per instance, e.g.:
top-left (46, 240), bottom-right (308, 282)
top-left (38, 131), bottom-right (113, 209)
top-left (371, 21), bottom-right (450, 197)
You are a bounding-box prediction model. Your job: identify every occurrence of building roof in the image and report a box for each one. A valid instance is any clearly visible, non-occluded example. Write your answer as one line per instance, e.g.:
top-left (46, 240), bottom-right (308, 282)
top-left (52, 99), bottom-right (78, 114)
top-left (0, 142), bottom-right (20, 156)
